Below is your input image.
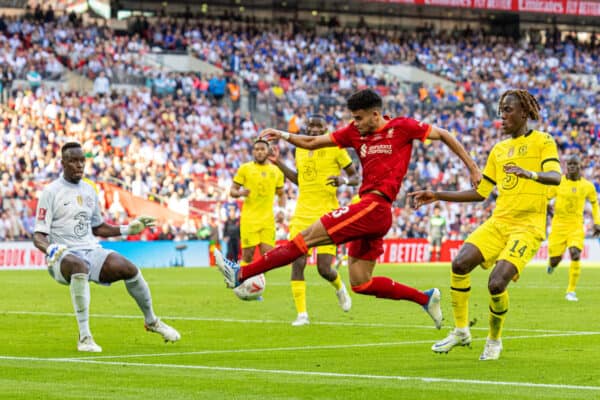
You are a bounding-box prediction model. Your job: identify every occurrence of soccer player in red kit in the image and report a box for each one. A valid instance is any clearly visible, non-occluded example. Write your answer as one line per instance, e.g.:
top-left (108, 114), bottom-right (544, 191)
top-left (216, 89), bottom-right (481, 328)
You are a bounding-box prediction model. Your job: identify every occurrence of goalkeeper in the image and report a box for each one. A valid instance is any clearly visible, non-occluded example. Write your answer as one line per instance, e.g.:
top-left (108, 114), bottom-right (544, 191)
top-left (33, 142), bottom-right (180, 353)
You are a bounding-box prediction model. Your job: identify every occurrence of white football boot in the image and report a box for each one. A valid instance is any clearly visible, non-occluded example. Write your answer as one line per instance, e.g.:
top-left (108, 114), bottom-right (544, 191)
top-left (423, 288), bottom-right (443, 329)
top-left (77, 336), bottom-right (102, 353)
top-left (145, 319), bottom-right (181, 342)
top-left (479, 338), bottom-right (503, 361)
top-left (336, 284), bottom-right (352, 312)
top-left (291, 313), bottom-right (310, 326)
top-left (432, 328), bottom-right (472, 353)
top-left (565, 292), bottom-right (578, 302)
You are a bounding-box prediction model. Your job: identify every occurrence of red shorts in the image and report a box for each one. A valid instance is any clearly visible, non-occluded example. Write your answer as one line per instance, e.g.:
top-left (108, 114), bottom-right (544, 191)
top-left (320, 193), bottom-right (392, 261)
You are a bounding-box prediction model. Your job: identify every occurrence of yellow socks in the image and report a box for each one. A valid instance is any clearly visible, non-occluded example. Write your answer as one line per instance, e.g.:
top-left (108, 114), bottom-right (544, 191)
top-left (330, 274), bottom-right (343, 291)
top-left (291, 280), bottom-right (307, 314)
top-left (451, 272), bottom-right (471, 329)
top-left (489, 291), bottom-right (509, 341)
top-left (567, 260), bottom-right (581, 293)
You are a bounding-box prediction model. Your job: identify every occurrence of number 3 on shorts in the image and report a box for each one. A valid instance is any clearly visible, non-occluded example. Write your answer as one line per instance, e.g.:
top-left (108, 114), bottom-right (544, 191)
top-left (331, 206), bottom-right (350, 218)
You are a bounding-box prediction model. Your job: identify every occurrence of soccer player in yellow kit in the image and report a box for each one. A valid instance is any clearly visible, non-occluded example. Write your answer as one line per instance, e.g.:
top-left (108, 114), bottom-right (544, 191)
top-left (270, 115), bottom-right (359, 325)
top-left (546, 154), bottom-right (600, 301)
top-left (230, 139), bottom-right (286, 265)
top-left (409, 90), bottom-right (562, 360)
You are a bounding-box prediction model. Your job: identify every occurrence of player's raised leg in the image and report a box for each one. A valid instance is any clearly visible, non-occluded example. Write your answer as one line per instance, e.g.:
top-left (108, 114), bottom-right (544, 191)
top-left (348, 256), bottom-right (442, 329)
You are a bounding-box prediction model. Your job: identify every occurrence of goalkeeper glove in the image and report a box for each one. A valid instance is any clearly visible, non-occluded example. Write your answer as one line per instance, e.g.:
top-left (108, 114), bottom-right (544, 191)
top-left (120, 216), bottom-right (157, 236)
top-left (46, 244), bottom-right (67, 269)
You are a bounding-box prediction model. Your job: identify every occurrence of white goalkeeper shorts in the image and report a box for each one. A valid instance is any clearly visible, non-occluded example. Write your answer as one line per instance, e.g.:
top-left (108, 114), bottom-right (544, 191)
top-left (48, 248), bottom-right (115, 286)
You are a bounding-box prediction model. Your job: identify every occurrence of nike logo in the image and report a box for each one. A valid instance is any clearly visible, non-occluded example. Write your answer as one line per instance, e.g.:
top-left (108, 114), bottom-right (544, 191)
top-left (64, 202), bottom-right (71, 206)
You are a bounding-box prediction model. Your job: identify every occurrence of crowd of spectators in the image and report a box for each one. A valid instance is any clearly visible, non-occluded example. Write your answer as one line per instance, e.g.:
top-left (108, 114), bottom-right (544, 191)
top-left (0, 9), bottom-right (599, 244)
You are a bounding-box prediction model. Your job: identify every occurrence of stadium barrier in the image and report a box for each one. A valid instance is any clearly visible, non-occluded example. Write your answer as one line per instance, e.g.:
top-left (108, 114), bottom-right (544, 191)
top-left (1, 239), bottom-right (598, 270)
top-left (0, 241), bottom-right (210, 270)
top-left (290, 238), bottom-right (600, 265)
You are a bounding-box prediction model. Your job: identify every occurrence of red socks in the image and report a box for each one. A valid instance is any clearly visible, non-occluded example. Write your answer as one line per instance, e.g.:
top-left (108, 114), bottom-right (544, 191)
top-left (352, 277), bottom-right (428, 305)
top-left (240, 234), bottom-right (308, 281)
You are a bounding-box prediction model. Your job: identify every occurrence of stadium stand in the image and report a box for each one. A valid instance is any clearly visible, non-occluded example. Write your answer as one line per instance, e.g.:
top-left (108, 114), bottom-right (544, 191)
top-left (0, 8), bottom-right (598, 243)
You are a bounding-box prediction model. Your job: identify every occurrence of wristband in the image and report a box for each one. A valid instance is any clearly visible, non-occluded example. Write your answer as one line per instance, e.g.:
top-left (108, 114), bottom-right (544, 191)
top-left (342, 176), bottom-right (349, 185)
top-left (119, 225), bottom-right (129, 236)
top-left (530, 171), bottom-right (538, 181)
top-left (280, 131), bottom-right (290, 140)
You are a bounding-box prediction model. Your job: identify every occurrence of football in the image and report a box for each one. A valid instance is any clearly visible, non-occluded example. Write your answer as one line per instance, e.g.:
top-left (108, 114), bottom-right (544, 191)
top-left (233, 273), bottom-right (266, 301)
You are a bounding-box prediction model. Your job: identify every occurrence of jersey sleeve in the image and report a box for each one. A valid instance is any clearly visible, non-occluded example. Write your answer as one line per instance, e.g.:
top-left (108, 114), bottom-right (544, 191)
top-left (233, 163), bottom-right (246, 186)
top-left (586, 181), bottom-right (600, 225)
top-left (330, 122), bottom-right (355, 148)
top-left (336, 149), bottom-right (353, 169)
top-left (34, 188), bottom-right (54, 234)
top-left (539, 133), bottom-right (561, 173)
top-left (476, 147), bottom-right (497, 199)
top-left (399, 118), bottom-right (432, 142)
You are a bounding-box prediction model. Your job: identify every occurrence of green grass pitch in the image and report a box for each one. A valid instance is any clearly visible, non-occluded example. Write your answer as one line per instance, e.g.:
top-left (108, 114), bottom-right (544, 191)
top-left (1, 263), bottom-right (599, 399)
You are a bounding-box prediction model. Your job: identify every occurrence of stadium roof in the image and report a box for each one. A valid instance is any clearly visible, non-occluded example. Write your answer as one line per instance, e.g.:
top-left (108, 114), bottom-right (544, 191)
top-left (118, 0), bottom-right (600, 27)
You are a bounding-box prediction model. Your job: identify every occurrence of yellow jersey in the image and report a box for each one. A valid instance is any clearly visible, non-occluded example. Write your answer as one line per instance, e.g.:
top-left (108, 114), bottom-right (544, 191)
top-left (476, 130), bottom-right (561, 238)
top-left (547, 176), bottom-right (600, 227)
top-left (233, 161), bottom-right (284, 228)
top-left (294, 147), bottom-right (352, 216)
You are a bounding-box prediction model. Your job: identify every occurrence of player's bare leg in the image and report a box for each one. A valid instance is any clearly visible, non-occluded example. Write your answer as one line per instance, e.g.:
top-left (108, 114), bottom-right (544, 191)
top-left (547, 255), bottom-right (562, 274)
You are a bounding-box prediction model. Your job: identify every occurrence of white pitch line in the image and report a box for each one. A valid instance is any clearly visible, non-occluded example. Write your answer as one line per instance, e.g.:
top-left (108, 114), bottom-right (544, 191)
top-left (3, 310), bottom-right (596, 335)
top-left (0, 355), bottom-right (598, 392)
top-left (62, 330), bottom-right (600, 361)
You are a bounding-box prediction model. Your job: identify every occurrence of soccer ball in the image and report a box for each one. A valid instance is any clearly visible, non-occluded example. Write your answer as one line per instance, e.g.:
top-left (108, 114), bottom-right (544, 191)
top-left (233, 273), bottom-right (266, 301)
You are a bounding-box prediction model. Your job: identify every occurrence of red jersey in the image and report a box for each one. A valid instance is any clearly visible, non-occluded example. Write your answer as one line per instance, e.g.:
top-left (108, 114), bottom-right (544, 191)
top-left (330, 117), bottom-right (431, 202)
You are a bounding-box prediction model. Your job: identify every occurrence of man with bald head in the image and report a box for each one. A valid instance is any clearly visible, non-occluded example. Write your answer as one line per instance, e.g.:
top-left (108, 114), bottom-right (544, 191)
top-left (546, 154), bottom-right (600, 302)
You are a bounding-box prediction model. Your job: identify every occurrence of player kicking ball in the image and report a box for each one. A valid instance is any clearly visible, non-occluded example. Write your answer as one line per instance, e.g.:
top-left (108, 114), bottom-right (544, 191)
top-left (33, 142), bottom-right (180, 352)
top-left (216, 89), bottom-right (482, 330)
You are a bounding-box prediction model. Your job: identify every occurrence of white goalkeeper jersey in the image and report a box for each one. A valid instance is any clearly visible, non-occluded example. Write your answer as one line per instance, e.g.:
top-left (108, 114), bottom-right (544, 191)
top-left (34, 176), bottom-right (104, 250)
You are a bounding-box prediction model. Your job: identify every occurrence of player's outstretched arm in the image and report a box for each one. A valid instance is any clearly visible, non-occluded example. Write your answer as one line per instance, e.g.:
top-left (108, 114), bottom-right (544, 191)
top-left (408, 189), bottom-right (485, 209)
top-left (428, 127), bottom-right (481, 188)
top-left (268, 145), bottom-right (298, 185)
top-left (260, 128), bottom-right (335, 150)
top-left (92, 216), bottom-right (157, 237)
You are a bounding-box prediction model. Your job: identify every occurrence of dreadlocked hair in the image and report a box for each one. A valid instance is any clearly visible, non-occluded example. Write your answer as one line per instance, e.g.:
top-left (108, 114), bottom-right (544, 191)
top-left (498, 89), bottom-right (541, 121)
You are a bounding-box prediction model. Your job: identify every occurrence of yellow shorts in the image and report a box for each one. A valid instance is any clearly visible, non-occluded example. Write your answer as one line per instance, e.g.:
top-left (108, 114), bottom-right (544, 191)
top-left (240, 224), bottom-right (275, 249)
top-left (548, 224), bottom-right (584, 258)
top-left (289, 214), bottom-right (336, 256)
top-left (465, 218), bottom-right (542, 277)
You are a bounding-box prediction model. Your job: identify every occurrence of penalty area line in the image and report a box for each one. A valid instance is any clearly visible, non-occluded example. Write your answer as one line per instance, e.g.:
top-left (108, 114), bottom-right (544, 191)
top-left (2, 310), bottom-right (597, 335)
top-left (62, 330), bottom-right (600, 361)
top-left (0, 355), bottom-right (599, 392)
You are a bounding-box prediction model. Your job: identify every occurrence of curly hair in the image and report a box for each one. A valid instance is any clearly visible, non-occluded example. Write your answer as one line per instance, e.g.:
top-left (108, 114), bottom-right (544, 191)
top-left (347, 89), bottom-right (383, 111)
top-left (498, 89), bottom-right (541, 121)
